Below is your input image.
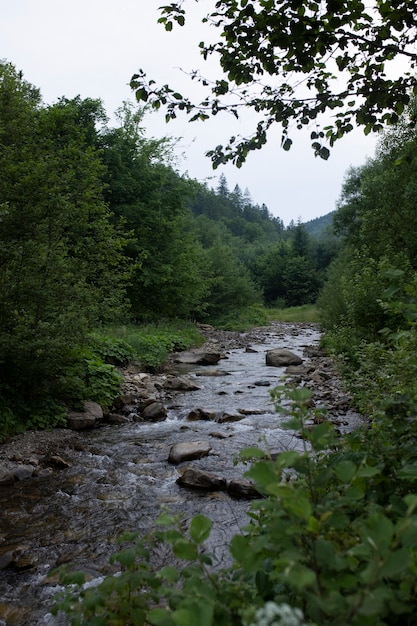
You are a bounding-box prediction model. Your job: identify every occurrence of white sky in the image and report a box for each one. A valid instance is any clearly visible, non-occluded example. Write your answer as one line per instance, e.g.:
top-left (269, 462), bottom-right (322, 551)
top-left (1, 0), bottom-right (383, 224)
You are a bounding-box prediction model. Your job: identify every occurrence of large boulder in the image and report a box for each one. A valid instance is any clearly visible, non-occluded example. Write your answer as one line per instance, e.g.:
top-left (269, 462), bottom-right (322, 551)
top-left (171, 350), bottom-right (222, 365)
top-left (187, 408), bottom-right (216, 421)
top-left (216, 412), bottom-right (245, 424)
top-left (176, 468), bottom-right (227, 491)
top-left (227, 478), bottom-right (261, 499)
top-left (67, 401), bottom-right (103, 430)
top-left (266, 349), bottom-right (303, 367)
top-left (141, 400), bottom-right (167, 422)
top-left (168, 441), bottom-right (212, 464)
top-left (163, 376), bottom-right (201, 391)
top-left (0, 466), bottom-right (15, 487)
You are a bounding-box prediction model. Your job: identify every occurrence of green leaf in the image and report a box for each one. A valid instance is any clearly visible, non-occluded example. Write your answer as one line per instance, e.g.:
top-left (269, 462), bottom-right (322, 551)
top-left (380, 548), bottom-right (410, 578)
top-left (173, 602), bottom-right (214, 626)
top-left (356, 464), bottom-right (381, 478)
top-left (148, 608), bottom-right (174, 626)
top-left (308, 421), bottom-right (335, 450)
top-left (246, 460), bottom-right (277, 490)
top-left (239, 446), bottom-right (266, 461)
top-left (229, 534), bottom-right (249, 561)
top-left (335, 460), bottom-right (357, 482)
top-left (189, 514), bottom-right (212, 545)
top-left (404, 494), bottom-right (417, 514)
top-left (364, 513), bottom-right (394, 550)
top-left (158, 566), bottom-right (180, 582)
top-left (155, 512), bottom-right (177, 527)
top-left (398, 463), bottom-right (417, 480)
top-left (315, 538), bottom-right (337, 568)
top-left (172, 539), bottom-right (198, 561)
top-left (274, 450), bottom-right (301, 469)
top-left (286, 563), bottom-right (316, 590)
top-left (116, 548), bottom-right (136, 570)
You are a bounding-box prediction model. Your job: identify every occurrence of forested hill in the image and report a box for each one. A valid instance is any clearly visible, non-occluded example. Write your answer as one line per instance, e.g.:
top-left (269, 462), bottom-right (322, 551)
top-left (303, 211), bottom-right (335, 238)
top-left (189, 173), bottom-right (285, 243)
top-left (0, 60), bottom-right (339, 434)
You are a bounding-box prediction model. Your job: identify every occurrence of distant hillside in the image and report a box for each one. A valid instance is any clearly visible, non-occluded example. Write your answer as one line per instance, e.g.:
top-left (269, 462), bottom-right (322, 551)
top-left (303, 211), bottom-right (335, 238)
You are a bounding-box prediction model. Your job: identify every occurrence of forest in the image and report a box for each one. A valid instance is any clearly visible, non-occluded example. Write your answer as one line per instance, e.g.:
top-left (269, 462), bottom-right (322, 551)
top-left (0, 60), bottom-right (339, 437)
top-left (3, 47), bottom-right (417, 623)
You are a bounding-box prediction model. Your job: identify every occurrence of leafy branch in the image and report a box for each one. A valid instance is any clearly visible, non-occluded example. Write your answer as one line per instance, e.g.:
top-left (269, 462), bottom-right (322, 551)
top-left (131, 1), bottom-right (417, 166)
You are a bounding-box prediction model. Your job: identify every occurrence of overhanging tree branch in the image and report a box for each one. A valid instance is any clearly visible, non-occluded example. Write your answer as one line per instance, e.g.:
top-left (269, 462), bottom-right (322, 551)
top-left (131, 1), bottom-right (417, 166)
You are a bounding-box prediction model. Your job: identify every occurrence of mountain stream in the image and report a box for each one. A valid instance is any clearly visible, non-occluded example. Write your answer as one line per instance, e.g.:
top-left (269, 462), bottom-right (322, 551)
top-left (0, 322), bottom-right (363, 625)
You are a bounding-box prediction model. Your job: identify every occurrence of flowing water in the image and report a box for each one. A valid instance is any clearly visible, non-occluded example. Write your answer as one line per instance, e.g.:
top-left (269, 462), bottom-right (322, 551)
top-left (0, 323), bottom-right (329, 624)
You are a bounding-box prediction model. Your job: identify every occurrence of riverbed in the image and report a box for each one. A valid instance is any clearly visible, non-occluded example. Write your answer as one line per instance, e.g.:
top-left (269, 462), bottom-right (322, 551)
top-left (0, 322), bottom-right (362, 625)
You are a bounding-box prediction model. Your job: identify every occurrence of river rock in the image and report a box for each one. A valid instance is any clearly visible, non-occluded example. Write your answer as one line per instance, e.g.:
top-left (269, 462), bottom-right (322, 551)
top-left (285, 364), bottom-right (314, 376)
top-left (187, 408), bottom-right (216, 421)
top-left (171, 350), bottom-right (222, 365)
top-left (168, 441), bottom-right (212, 464)
top-left (0, 466), bottom-right (15, 487)
top-left (106, 413), bottom-right (130, 425)
top-left (0, 548), bottom-right (14, 569)
top-left (141, 400), bottom-right (167, 422)
top-left (67, 401), bottom-right (103, 430)
top-left (47, 455), bottom-right (72, 469)
top-left (266, 349), bottom-right (303, 367)
top-left (195, 369), bottom-right (230, 377)
top-left (163, 375), bottom-right (201, 391)
top-left (216, 411), bottom-right (245, 424)
top-left (176, 468), bottom-right (227, 491)
top-left (227, 478), bottom-right (261, 499)
top-left (11, 465), bottom-right (35, 480)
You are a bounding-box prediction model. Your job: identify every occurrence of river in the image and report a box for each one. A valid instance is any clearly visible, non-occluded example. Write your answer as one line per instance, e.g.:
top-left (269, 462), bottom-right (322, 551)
top-left (0, 322), bottom-right (360, 625)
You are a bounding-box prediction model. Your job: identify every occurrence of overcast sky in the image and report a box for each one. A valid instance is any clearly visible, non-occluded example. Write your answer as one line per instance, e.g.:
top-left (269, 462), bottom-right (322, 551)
top-left (2, 0), bottom-right (381, 224)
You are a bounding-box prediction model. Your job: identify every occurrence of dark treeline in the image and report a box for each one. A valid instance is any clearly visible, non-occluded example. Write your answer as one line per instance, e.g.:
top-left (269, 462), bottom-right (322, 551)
top-left (0, 62), bottom-right (338, 435)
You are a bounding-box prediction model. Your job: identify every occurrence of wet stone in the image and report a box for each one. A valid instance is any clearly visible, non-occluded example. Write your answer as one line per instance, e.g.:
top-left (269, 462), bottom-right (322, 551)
top-left (171, 350), bottom-right (222, 365)
top-left (266, 348), bottom-right (303, 367)
top-left (163, 376), bottom-right (201, 391)
top-left (176, 468), bottom-right (227, 491)
top-left (141, 401), bottom-right (167, 422)
top-left (0, 466), bottom-right (15, 487)
top-left (11, 465), bottom-right (35, 480)
top-left (215, 412), bottom-right (245, 424)
top-left (195, 369), bottom-right (230, 377)
top-left (168, 441), bottom-right (212, 464)
top-left (187, 408), bottom-right (216, 421)
top-left (227, 479), bottom-right (262, 499)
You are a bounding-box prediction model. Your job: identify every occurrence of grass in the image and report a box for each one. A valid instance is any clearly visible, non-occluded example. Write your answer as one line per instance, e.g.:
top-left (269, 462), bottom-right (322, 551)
top-left (265, 304), bottom-right (320, 323)
top-left (98, 319), bottom-right (205, 370)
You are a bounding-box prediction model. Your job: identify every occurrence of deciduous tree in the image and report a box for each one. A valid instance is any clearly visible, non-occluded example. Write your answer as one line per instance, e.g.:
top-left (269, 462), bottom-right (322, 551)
top-left (132, 0), bottom-right (417, 167)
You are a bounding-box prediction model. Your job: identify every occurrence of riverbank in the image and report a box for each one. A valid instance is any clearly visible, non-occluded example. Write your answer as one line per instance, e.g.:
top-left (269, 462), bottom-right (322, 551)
top-left (0, 322), bottom-right (359, 482)
top-left (0, 321), bottom-right (364, 625)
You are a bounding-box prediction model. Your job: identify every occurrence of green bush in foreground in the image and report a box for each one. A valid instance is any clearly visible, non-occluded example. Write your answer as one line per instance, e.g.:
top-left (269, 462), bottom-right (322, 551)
top-left (53, 386), bottom-right (417, 626)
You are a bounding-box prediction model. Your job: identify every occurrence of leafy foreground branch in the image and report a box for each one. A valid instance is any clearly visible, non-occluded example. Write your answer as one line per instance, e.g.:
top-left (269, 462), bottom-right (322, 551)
top-left (53, 386), bottom-right (417, 626)
top-left (132, 1), bottom-right (417, 166)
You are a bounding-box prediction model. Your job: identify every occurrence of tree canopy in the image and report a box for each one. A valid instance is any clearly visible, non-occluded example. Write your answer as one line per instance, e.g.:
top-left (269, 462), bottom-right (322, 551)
top-left (132, 0), bottom-right (417, 166)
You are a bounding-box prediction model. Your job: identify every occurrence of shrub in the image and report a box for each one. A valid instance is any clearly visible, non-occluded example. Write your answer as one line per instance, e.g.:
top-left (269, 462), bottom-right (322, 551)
top-left (54, 385), bottom-right (417, 625)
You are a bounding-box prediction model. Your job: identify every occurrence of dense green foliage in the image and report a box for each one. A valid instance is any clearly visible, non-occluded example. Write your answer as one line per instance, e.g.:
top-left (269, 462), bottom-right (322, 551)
top-left (319, 99), bottom-right (417, 359)
top-left (0, 61), bottom-right (336, 437)
top-left (133, 1), bottom-right (417, 165)
top-left (0, 63), bottom-right (128, 435)
top-left (51, 83), bottom-right (417, 626)
top-left (55, 383), bottom-right (417, 625)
